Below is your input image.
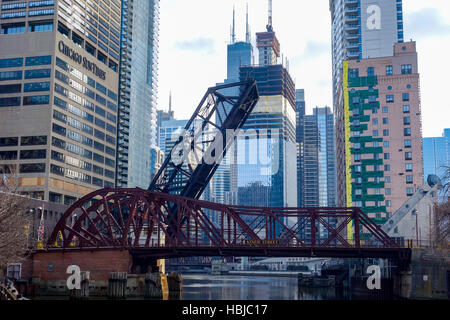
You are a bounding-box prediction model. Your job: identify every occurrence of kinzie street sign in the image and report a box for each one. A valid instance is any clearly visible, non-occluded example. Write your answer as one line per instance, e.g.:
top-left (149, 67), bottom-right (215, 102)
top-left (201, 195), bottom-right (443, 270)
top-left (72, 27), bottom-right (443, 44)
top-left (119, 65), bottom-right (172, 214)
top-left (245, 240), bottom-right (280, 245)
top-left (58, 41), bottom-right (106, 80)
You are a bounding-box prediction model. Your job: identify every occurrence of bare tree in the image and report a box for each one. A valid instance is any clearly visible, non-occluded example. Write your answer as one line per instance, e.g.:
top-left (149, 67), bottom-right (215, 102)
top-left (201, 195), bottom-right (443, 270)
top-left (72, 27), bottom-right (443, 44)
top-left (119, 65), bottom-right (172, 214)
top-left (0, 164), bottom-right (31, 274)
top-left (442, 165), bottom-right (450, 198)
top-left (432, 166), bottom-right (450, 249)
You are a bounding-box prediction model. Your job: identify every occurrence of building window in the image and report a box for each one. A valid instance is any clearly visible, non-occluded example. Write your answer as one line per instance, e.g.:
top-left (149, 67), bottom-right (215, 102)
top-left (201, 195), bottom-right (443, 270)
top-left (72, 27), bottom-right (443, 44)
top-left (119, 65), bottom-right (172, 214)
top-left (0, 137), bottom-right (18, 147)
top-left (382, 106), bottom-right (388, 113)
top-left (24, 69), bottom-right (51, 79)
top-left (386, 200), bottom-right (392, 208)
top-left (403, 105), bottom-right (410, 113)
top-left (404, 139), bottom-right (412, 148)
top-left (401, 64), bottom-right (412, 74)
top-left (0, 150), bottom-right (17, 160)
top-left (384, 153), bottom-right (390, 160)
top-left (382, 118), bottom-right (389, 125)
top-left (373, 130), bottom-right (379, 137)
top-left (403, 117), bottom-right (411, 125)
top-left (0, 70), bottom-right (22, 81)
top-left (385, 176), bottom-right (391, 183)
top-left (383, 129), bottom-right (389, 137)
top-left (386, 95), bottom-right (394, 103)
top-left (19, 163), bottom-right (45, 173)
top-left (97, 51), bottom-right (107, 65)
top-left (402, 93), bottom-right (409, 101)
top-left (407, 188), bottom-right (414, 196)
top-left (57, 21), bottom-right (70, 37)
top-left (0, 57), bottom-right (23, 68)
top-left (0, 84), bottom-right (21, 94)
top-left (20, 149), bottom-right (46, 160)
top-left (1, 22), bottom-right (26, 34)
top-left (0, 97), bottom-right (21, 107)
top-left (367, 67), bottom-right (375, 77)
top-left (372, 118), bottom-right (378, 125)
top-left (406, 164), bottom-right (413, 172)
top-left (349, 68), bottom-right (359, 78)
top-left (405, 152), bottom-right (412, 160)
top-left (406, 176), bottom-right (413, 184)
top-left (28, 20), bottom-right (53, 32)
top-left (72, 31), bottom-right (84, 48)
top-left (404, 128), bottom-right (411, 136)
top-left (386, 65), bottom-right (393, 76)
top-left (52, 123), bottom-right (66, 137)
top-left (384, 165), bottom-right (391, 172)
top-left (21, 136), bottom-right (47, 146)
top-left (24, 81), bottom-right (50, 92)
top-left (26, 55), bottom-right (52, 66)
top-left (23, 95), bottom-right (49, 105)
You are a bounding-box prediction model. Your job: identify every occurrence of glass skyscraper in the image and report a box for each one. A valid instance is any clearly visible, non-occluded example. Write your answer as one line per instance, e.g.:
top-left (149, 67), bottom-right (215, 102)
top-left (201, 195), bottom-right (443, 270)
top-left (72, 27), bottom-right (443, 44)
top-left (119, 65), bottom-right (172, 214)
top-left (301, 107), bottom-right (337, 240)
top-left (116, 0), bottom-right (159, 189)
top-left (211, 7), bottom-right (253, 205)
top-left (303, 107), bottom-right (337, 208)
top-left (423, 129), bottom-right (450, 190)
top-left (296, 89), bottom-right (305, 208)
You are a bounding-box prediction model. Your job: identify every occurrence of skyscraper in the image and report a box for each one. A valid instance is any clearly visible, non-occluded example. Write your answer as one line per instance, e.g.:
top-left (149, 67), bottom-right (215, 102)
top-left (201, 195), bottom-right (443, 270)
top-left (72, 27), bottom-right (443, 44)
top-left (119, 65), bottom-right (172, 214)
top-left (0, 0), bottom-right (122, 204)
top-left (303, 107), bottom-right (337, 208)
top-left (295, 89), bottom-right (305, 207)
top-left (116, 0), bottom-right (159, 189)
top-left (423, 129), bottom-right (450, 199)
top-left (211, 6), bottom-right (253, 205)
top-left (330, 0), bottom-right (405, 210)
top-left (237, 1), bottom-right (297, 234)
top-left (301, 107), bottom-right (337, 240)
top-left (340, 42), bottom-right (423, 233)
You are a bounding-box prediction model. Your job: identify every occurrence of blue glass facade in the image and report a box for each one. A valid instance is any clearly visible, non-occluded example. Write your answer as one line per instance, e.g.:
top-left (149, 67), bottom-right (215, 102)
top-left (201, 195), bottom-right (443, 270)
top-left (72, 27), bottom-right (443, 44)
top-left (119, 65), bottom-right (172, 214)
top-left (117, 0), bottom-right (159, 188)
top-left (423, 129), bottom-right (450, 188)
top-left (211, 40), bottom-right (253, 206)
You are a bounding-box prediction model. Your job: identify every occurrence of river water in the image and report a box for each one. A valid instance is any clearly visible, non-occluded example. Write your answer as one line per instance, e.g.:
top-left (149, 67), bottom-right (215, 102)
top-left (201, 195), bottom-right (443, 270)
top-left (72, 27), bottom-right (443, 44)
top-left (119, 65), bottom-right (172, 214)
top-left (179, 274), bottom-right (350, 300)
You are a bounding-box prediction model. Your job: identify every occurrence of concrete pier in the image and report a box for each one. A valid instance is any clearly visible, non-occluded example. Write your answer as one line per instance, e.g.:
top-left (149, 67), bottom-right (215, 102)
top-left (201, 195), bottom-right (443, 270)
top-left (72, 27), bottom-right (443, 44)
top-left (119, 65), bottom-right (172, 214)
top-left (108, 272), bottom-right (127, 299)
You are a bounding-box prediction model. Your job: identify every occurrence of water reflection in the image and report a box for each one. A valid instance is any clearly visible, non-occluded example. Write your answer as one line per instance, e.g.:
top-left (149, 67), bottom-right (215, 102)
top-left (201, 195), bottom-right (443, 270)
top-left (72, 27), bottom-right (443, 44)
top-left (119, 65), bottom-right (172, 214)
top-left (181, 274), bottom-right (350, 300)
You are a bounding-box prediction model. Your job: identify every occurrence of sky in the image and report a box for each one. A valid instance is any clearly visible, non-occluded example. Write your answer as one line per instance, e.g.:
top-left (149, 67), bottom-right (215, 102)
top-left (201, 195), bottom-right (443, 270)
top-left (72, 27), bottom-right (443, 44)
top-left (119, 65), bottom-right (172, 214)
top-left (158, 0), bottom-right (450, 138)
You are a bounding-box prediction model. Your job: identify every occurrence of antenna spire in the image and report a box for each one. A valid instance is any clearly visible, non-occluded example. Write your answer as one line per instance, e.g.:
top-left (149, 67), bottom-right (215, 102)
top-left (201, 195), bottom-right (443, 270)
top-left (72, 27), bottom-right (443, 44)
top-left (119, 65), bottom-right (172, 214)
top-left (169, 91), bottom-right (172, 113)
top-left (246, 3), bottom-right (250, 43)
top-left (232, 5), bottom-right (236, 43)
top-left (267, 0), bottom-right (273, 32)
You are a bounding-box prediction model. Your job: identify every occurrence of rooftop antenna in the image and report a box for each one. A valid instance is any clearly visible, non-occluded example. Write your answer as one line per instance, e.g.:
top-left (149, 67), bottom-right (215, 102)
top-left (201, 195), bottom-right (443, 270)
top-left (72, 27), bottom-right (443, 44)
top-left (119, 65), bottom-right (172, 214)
top-left (232, 5), bottom-right (236, 43)
top-left (169, 91), bottom-right (172, 113)
top-left (246, 3), bottom-right (250, 43)
top-left (267, 0), bottom-right (273, 32)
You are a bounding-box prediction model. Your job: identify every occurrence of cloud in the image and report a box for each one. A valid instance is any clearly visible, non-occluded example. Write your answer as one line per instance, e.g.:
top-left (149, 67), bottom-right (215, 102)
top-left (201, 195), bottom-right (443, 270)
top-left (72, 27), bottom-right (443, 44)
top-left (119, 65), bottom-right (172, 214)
top-left (317, 79), bottom-right (331, 88)
top-left (290, 41), bottom-right (330, 67)
top-left (174, 37), bottom-right (216, 54)
top-left (405, 8), bottom-right (450, 39)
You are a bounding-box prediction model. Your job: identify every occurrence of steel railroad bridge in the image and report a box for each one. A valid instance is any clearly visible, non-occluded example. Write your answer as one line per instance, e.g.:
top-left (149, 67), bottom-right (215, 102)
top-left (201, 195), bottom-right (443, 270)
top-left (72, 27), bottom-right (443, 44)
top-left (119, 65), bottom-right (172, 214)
top-left (45, 80), bottom-right (411, 270)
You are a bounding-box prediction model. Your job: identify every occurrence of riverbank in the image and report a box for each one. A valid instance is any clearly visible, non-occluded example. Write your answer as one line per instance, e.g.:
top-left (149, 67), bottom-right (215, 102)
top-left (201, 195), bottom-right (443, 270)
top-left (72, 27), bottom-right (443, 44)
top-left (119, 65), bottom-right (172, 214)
top-left (228, 270), bottom-right (310, 277)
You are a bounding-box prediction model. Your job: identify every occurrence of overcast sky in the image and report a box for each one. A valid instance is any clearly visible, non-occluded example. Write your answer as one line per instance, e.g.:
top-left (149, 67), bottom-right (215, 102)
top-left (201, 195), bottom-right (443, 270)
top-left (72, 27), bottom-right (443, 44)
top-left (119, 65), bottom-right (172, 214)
top-left (158, 0), bottom-right (450, 138)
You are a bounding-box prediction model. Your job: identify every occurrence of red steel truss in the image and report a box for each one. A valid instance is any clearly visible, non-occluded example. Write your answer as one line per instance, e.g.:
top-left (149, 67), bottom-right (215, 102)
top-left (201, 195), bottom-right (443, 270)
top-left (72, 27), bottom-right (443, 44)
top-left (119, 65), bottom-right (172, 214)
top-left (48, 188), bottom-right (403, 253)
